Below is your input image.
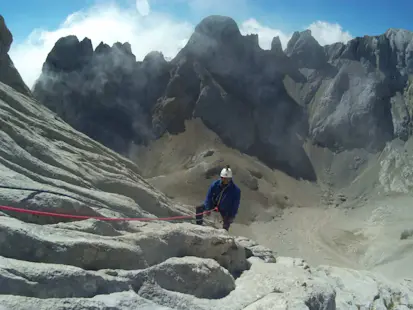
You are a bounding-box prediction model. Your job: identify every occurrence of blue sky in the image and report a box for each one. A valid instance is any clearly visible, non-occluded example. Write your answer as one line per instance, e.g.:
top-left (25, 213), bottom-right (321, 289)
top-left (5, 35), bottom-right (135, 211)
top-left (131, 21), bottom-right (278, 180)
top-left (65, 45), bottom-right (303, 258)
top-left (2, 0), bottom-right (413, 88)
top-left (3, 0), bottom-right (413, 43)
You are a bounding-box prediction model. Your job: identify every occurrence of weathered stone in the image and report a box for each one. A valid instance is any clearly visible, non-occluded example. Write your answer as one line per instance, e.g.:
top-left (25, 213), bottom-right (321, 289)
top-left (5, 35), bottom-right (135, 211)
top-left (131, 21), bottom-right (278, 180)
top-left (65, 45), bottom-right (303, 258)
top-left (235, 236), bottom-right (276, 263)
top-left (0, 15), bottom-right (31, 96)
top-left (0, 256), bottom-right (130, 298)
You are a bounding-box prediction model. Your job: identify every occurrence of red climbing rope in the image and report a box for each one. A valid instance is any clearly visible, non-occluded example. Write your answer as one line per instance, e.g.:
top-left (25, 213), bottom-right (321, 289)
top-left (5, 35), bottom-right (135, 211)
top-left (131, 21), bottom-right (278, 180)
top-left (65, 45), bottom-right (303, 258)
top-left (0, 205), bottom-right (218, 221)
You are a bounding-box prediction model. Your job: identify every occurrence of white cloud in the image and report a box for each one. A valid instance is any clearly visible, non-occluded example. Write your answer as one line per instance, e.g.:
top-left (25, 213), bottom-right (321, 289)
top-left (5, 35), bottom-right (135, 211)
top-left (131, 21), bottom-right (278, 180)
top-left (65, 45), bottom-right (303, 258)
top-left (240, 18), bottom-right (353, 50)
top-left (240, 18), bottom-right (291, 50)
top-left (9, 2), bottom-right (193, 88)
top-left (8, 1), bottom-right (353, 89)
top-left (136, 0), bottom-right (151, 16)
top-left (307, 21), bottom-right (353, 46)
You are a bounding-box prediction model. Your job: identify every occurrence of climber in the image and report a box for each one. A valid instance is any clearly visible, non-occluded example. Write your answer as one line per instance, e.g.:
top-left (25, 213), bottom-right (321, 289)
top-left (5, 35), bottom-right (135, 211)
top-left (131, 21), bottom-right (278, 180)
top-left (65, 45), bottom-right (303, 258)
top-left (195, 165), bottom-right (241, 231)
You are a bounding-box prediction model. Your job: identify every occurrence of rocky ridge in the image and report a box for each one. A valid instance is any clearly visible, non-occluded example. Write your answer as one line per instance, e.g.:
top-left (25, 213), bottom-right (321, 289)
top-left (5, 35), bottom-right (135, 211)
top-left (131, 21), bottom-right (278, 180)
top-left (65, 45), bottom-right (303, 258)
top-left (0, 15), bottom-right (413, 309)
top-left (0, 15), bottom-right (30, 97)
top-left (32, 16), bottom-right (413, 183)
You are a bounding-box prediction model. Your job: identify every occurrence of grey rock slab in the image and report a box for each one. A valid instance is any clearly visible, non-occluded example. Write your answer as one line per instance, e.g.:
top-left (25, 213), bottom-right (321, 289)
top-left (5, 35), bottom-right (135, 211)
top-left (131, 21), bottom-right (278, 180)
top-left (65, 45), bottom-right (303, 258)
top-left (0, 217), bottom-right (250, 274)
top-left (0, 216), bottom-right (146, 270)
top-left (314, 265), bottom-right (413, 309)
top-left (134, 257), bottom-right (333, 310)
top-left (235, 236), bottom-right (277, 263)
top-left (103, 256), bottom-right (235, 299)
top-left (0, 256), bottom-right (130, 298)
top-left (49, 219), bottom-right (122, 236)
top-left (0, 291), bottom-right (173, 310)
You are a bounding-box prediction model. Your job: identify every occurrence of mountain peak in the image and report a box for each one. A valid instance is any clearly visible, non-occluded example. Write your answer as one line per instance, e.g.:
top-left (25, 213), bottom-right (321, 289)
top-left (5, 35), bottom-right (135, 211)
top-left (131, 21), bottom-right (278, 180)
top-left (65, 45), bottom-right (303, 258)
top-left (194, 15), bottom-right (241, 41)
top-left (0, 15), bottom-right (12, 54)
top-left (286, 29), bottom-right (319, 52)
top-left (112, 42), bottom-right (133, 55)
top-left (44, 35), bottom-right (93, 72)
top-left (0, 15), bottom-right (31, 96)
top-left (285, 29), bottom-right (326, 68)
top-left (385, 28), bottom-right (413, 52)
top-left (271, 36), bottom-right (283, 54)
top-left (385, 28), bottom-right (413, 36)
top-left (95, 42), bottom-right (111, 54)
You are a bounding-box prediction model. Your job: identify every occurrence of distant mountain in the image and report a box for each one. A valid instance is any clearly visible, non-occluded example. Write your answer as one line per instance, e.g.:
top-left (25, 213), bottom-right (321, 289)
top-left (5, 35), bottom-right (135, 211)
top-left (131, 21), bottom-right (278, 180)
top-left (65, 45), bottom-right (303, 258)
top-left (32, 15), bottom-right (413, 181)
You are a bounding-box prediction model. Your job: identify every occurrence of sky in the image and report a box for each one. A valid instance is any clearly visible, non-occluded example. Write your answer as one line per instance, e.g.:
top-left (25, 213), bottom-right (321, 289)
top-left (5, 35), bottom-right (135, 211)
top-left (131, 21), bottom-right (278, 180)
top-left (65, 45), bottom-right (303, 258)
top-left (2, 0), bottom-right (413, 88)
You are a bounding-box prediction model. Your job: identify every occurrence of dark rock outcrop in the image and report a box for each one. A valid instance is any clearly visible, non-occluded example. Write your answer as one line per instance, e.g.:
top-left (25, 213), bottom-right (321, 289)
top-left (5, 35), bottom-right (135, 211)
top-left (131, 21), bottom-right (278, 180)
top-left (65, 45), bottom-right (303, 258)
top-left (31, 15), bottom-right (413, 181)
top-left (33, 36), bottom-right (171, 154)
top-left (285, 30), bottom-right (327, 69)
top-left (33, 15), bottom-right (315, 181)
top-left (0, 15), bottom-right (31, 96)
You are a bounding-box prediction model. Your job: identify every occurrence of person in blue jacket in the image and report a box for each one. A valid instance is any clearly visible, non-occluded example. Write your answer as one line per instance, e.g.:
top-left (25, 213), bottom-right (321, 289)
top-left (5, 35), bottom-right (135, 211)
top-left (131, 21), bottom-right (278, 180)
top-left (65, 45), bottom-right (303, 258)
top-left (195, 165), bottom-right (241, 231)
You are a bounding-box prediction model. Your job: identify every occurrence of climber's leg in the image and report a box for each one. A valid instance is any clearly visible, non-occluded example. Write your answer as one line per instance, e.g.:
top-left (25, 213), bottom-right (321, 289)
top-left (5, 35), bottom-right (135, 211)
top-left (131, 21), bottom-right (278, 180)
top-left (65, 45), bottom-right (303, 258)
top-left (195, 204), bottom-right (205, 225)
top-left (221, 215), bottom-right (233, 231)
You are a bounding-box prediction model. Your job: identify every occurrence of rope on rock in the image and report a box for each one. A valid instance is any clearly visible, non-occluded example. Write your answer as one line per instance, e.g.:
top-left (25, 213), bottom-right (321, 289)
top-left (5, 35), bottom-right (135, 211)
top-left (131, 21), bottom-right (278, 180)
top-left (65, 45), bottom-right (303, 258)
top-left (0, 205), bottom-right (217, 221)
top-left (0, 185), bottom-right (217, 221)
top-left (0, 185), bottom-right (107, 209)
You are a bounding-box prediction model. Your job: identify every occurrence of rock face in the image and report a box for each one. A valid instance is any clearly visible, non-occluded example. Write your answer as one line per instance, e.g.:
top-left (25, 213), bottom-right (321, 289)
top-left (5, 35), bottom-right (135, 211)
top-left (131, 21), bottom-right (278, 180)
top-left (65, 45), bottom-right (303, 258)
top-left (32, 16), bottom-right (314, 181)
top-left (0, 18), bottom-right (413, 308)
top-left (32, 35), bottom-right (169, 155)
top-left (31, 17), bottom-right (413, 181)
top-left (0, 15), bottom-right (30, 96)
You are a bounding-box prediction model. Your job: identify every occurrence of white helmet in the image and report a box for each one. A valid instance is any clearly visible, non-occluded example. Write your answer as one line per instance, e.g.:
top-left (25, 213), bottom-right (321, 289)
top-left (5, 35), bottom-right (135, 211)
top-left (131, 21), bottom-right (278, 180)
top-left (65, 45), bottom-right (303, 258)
top-left (220, 165), bottom-right (233, 178)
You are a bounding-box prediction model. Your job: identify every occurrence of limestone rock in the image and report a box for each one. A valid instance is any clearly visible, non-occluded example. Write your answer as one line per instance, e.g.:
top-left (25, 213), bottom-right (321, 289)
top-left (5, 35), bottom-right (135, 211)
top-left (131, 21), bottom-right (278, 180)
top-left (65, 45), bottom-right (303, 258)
top-left (0, 15), bottom-right (12, 54)
top-left (285, 30), bottom-right (327, 69)
top-left (29, 15), bottom-right (413, 182)
top-left (103, 256), bottom-right (236, 299)
top-left (49, 218), bottom-right (122, 236)
top-left (271, 36), bottom-right (283, 55)
top-left (42, 36), bottom-right (93, 72)
top-left (33, 15), bottom-right (315, 181)
top-left (235, 236), bottom-right (276, 263)
top-left (0, 256), bottom-right (130, 298)
top-left (0, 15), bottom-right (31, 96)
top-left (309, 63), bottom-right (394, 151)
top-left (32, 36), bottom-right (170, 155)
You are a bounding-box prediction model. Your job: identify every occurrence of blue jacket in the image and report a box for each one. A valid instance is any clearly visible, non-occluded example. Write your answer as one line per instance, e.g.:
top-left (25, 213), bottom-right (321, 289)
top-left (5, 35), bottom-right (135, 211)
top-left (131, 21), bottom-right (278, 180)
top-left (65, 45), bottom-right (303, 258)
top-left (204, 179), bottom-right (241, 218)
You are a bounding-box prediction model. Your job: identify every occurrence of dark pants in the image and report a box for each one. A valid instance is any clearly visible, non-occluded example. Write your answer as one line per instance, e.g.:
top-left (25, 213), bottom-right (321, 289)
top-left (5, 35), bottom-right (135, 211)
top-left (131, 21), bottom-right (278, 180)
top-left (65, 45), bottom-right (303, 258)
top-left (195, 205), bottom-right (233, 231)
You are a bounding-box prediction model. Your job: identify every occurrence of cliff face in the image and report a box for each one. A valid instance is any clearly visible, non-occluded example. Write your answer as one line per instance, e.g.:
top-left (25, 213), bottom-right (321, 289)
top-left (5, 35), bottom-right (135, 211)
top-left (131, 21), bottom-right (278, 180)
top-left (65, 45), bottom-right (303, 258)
top-left (0, 15), bottom-right (30, 96)
top-left (32, 35), bottom-right (171, 154)
top-left (32, 15), bottom-right (413, 181)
